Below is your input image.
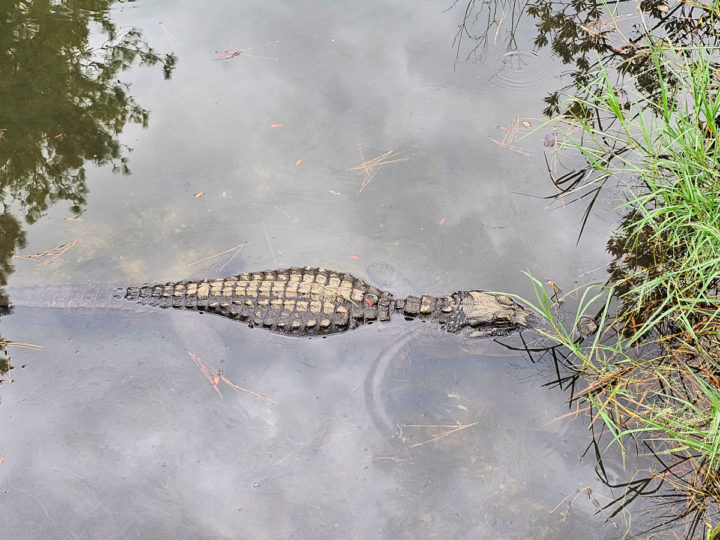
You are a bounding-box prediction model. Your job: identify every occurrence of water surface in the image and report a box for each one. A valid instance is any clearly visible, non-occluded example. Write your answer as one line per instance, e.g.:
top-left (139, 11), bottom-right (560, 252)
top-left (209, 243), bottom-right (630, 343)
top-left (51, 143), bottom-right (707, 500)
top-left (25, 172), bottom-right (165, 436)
top-left (1, 1), bottom-right (643, 537)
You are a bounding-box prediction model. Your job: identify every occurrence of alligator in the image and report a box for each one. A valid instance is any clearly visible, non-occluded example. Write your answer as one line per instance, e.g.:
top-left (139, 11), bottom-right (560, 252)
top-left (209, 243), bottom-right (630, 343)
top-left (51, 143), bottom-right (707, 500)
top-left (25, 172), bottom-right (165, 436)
top-left (124, 266), bottom-right (534, 337)
top-left (4, 266), bottom-right (535, 338)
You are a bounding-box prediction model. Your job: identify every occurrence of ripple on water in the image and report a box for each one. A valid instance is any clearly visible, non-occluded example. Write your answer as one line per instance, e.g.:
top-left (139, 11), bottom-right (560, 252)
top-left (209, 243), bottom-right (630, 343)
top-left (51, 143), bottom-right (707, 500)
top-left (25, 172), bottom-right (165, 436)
top-left (493, 50), bottom-right (551, 89)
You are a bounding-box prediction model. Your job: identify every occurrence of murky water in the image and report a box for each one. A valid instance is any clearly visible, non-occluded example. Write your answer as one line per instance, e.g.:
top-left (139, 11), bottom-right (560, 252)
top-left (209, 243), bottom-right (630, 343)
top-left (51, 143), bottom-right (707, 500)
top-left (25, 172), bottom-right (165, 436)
top-left (1, 1), bottom-right (648, 538)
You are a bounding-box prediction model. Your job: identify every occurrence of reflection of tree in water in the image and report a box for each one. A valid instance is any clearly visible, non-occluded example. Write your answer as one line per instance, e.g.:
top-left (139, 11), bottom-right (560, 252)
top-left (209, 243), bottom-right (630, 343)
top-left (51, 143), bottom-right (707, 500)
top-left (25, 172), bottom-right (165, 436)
top-left (606, 209), bottom-right (720, 339)
top-left (0, 0), bottom-right (176, 288)
top-left (451, 0), bottom-right (718, 115)
top-left (527, 0), bottom-right (718, 116)
top-left (451, 0), bottom-right (527, 62)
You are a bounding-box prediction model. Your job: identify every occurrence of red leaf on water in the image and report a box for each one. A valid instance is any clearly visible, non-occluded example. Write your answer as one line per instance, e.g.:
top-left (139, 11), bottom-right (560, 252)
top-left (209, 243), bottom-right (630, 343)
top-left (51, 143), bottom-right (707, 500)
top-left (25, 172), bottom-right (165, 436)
top-left (214, 50), bottom-right (243, 60)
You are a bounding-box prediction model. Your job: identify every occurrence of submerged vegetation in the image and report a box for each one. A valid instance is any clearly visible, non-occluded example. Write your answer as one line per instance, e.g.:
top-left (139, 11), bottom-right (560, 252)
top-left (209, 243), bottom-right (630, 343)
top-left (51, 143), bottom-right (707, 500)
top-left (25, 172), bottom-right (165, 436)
top-left (519, 8), bottom-right (720, 537)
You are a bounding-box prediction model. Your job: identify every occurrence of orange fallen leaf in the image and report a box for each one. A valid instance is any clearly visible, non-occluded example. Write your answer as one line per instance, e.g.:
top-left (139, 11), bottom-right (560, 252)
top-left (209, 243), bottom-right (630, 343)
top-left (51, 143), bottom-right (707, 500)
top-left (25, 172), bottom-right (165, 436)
top-left (194, 192), bottom-right (205, 198)
top-left (295, 159), bottom-right (303, 166)
top-left (438, 217), bottom-right (446, 225)
top-left (364, 297), bottom-right (374, 307)
top-left (270, 123), bottom-right (283, 128)
top-left (349, 255), bottom-right (359, 260)
top-left (54, 133), bottom-right (63, 139)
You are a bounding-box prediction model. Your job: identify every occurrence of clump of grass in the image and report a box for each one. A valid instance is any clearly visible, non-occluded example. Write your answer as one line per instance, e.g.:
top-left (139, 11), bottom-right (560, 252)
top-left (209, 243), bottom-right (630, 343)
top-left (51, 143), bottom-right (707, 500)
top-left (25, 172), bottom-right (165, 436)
top-left (519, 275), bottom-right (720, 534)
top-left (564, 41), bottom-right (720, 344)
top-left (518, 36), bottom-right (720, 534)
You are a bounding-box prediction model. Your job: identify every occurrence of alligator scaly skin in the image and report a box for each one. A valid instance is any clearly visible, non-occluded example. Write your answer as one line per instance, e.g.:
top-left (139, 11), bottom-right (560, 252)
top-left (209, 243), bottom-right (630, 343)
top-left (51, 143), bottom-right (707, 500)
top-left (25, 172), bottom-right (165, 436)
top-left (122, 266), bottom-right (532, 338)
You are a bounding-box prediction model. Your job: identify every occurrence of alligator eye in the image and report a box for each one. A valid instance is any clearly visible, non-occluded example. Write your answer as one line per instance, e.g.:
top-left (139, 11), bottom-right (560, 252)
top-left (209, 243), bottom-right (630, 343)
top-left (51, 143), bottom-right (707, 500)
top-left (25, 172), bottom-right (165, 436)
top-left (496, 295), bottom-right (515, 306)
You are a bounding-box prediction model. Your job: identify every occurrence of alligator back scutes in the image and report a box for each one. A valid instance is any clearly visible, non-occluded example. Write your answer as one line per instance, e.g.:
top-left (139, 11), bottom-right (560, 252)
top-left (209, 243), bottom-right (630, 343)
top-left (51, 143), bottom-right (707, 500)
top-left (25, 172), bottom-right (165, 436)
top-left (124, 266), bottom-right (397, 336)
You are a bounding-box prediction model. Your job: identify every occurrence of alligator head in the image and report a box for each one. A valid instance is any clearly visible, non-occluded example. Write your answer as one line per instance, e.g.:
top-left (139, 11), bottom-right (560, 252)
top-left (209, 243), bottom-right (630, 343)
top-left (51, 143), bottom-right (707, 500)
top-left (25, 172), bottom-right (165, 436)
top-left (445, 291), bottom-right (534, 337)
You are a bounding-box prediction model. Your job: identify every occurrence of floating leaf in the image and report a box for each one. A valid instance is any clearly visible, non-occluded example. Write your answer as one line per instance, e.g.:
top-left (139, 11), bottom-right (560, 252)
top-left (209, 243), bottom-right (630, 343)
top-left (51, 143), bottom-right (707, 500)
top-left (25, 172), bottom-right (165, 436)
top-left (213, 50), bottom-right (242, 60)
